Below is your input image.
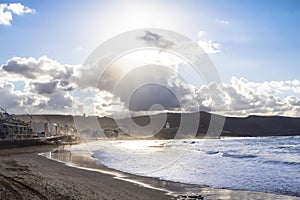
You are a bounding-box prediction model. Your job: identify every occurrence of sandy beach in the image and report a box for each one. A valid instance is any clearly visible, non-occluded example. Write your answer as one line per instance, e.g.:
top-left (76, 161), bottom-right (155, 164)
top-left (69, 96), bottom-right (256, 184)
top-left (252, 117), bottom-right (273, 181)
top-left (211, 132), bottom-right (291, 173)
top-left (0, 144), bottom-right (299, 200)
top-left (0, 146), bottom-right (171, 200)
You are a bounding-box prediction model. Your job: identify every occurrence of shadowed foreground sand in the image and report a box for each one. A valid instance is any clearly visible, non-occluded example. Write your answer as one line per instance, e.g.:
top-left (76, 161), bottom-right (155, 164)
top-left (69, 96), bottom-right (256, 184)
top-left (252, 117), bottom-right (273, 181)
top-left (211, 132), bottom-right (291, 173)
top-left (0, 146), bottom-right (171, 200)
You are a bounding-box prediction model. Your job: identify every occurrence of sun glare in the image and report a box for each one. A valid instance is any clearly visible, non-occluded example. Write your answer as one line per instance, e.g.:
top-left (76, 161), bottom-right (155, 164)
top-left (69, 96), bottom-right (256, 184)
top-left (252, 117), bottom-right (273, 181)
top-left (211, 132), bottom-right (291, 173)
top-left (110, 49), bottom-right (184, 74)
top-left (99, 1), bottom-right (182, 33)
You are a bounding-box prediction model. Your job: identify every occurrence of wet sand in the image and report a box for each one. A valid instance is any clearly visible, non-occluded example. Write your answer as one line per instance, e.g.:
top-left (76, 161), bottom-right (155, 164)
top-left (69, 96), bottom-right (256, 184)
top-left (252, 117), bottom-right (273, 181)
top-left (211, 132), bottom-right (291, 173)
top-left (0, 146), bottom-right (171, 200)
top-left (0, 145), bottom-right (299, 200)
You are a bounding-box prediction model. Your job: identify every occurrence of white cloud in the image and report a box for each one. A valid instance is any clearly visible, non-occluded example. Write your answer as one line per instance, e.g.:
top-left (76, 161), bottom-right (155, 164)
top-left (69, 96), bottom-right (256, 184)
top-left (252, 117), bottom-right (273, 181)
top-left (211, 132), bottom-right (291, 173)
top-left (0, 4), bottom-right (12, 25)
top-left (0, 3), bottom-right (35, 26)
top-left (217, 19), bottom-right (230, 25)
top-left (2, 55), bottom-right (300, 117)
top-left (2, 56), bottom-right (79, 83)
top-left (197, 77), bottom-right (300, 117)
top-left (7, 3), bottom-right (35, 15)
top-left (198, 31), bottom-right (222, 54)
top-left (0, 56), bottom-right (78, 114)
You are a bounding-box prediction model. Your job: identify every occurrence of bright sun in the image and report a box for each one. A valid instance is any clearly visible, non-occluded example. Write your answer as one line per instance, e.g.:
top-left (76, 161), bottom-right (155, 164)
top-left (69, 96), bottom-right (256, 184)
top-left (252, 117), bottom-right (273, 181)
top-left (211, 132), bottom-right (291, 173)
top-left (99, 1), bottom-right (182, 33)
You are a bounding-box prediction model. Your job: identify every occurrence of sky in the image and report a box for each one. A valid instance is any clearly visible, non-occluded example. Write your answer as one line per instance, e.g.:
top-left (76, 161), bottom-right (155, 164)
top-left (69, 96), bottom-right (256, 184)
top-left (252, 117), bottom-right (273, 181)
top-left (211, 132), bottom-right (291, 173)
top-left (1, 0), bottom-right (300, 117)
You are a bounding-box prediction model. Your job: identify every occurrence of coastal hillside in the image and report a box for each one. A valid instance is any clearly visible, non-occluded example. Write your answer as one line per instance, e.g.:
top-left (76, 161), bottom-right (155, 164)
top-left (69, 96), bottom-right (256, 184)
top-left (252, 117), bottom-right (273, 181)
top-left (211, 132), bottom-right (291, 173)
top-left (16, 112), bottom-right (300, 138)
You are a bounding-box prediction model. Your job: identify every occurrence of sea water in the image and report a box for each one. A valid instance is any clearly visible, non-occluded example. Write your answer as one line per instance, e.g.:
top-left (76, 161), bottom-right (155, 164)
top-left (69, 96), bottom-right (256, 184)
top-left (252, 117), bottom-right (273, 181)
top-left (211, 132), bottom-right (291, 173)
top-left (69, 136), bottom-right (300, 197)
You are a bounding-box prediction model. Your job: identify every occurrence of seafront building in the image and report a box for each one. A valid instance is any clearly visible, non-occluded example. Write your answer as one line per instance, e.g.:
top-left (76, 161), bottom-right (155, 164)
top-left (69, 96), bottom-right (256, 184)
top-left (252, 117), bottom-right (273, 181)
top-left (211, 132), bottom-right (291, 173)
top-left (0, 111), bottom-right (32, 139)
top-left (30, 121), bottom-right (75, 137)
top-left (0, 109), bottom-right (76, 139)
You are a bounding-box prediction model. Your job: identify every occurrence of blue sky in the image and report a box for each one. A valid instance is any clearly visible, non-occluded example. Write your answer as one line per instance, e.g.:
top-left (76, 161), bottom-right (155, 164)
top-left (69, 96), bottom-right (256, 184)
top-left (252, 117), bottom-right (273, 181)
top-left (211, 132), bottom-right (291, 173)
top-left (1, 0), bottom-right (300, 116)
top-left (1, 0), bottom-right (300, 82)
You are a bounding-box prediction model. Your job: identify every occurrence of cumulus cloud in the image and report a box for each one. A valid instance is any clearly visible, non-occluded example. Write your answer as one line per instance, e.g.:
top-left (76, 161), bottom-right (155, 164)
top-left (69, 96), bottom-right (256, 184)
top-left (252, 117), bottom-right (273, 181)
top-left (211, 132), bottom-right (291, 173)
top-left (87, 61), bottom-right (300, 117)
top-left (0, 79), bottom-right (48, 113)
top-left (71, 87), bottom-right (129, 118)
top-left (7, 3), bottom-right (35, 15)
top-left (0, 3), bottom-right (35, 25)
top-left (0, 4), bottom-right (12, 25)
top-left (2, 56), bottom-right (76, 82)
top-left (139, 31), bottom-right (174, 49)
top-left (198, 31), bottom-right (222, 54)
top-left (217, 19), bottom-right (230, 25)
top-left (0, 79), bottom-right (73, 114)
top-left (0, 80), bottom-right (22, 109)
top-left (197, 77), bottom-right (300, 117)
top-left (1, 55), bottom-right (123, 116)
top-left (32, 81), bottom-right (59, 94)
top-left (0, 56), bottom-right (78, 114)
top-left (47, 91), bottom-right (72, 110)
top-left (2, 55), bottom-right (300, 117)
top-left (129, 84), bottom-right (180, 111)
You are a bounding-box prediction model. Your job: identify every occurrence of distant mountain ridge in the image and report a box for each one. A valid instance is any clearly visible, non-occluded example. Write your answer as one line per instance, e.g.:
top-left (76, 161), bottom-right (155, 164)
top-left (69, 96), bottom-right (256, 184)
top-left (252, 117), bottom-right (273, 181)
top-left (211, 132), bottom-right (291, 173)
top-left (16, 111), bottom-right (300, 139)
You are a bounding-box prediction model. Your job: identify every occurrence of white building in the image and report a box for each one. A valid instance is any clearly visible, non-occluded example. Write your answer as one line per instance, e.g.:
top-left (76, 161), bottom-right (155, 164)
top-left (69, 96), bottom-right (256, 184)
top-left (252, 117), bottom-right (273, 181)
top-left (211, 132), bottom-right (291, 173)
top-left (30, 122), bottom-right (75, 137)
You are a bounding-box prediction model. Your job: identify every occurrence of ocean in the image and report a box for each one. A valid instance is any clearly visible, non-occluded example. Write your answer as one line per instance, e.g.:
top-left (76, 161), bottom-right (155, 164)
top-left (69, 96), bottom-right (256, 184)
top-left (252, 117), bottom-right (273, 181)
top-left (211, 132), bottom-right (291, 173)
top-left (69, 136), bottom-right (300, 197)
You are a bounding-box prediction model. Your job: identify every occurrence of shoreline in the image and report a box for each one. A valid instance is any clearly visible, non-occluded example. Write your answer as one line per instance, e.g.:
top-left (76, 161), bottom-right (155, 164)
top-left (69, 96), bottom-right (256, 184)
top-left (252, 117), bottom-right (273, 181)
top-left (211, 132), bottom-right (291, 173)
top-left (0, 145), bottom-right (171, 200)
top-left (42, 144), bottom-right (300, 200)
top-left (0, 144), bottom-right (299, 199)
top-left (40, 148), bottom-right (195, 198)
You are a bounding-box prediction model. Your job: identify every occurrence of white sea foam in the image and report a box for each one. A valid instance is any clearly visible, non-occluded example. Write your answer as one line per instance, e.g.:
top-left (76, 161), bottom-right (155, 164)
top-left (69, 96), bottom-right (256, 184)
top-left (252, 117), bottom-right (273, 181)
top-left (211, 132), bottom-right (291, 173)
top-left (69, 136), bottom-right (300, 196)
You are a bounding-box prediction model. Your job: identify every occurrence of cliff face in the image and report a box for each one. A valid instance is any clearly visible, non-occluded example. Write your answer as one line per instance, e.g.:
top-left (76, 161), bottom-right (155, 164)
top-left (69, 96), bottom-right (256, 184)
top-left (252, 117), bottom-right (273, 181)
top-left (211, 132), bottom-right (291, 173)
top-left (157, 112), bottom-right (300, 137)
top-left (222, 115), bottom-right (300, 137)
top-left (16, 112), bottom-right (300, 139)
